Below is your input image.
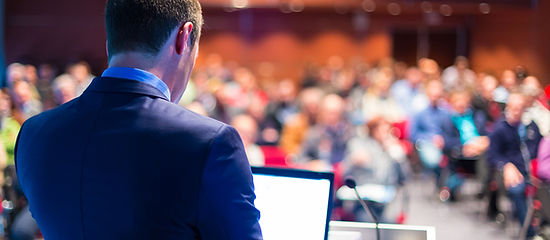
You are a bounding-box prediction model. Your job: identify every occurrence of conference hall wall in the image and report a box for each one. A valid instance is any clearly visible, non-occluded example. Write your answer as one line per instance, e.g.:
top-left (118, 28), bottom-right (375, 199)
top-left (5, 0), bottom-right (550, 85)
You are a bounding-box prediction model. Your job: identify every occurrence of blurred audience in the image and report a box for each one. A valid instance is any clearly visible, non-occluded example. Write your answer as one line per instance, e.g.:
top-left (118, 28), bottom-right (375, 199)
top-left (300, 94), bottom-right (351, 169)
top-left (4, 54), bottom-right (550, 237)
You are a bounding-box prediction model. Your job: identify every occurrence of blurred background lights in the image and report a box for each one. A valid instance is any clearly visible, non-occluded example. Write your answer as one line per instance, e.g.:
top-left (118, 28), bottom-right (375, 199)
top-left (440, 4), bottom-right (453, 16)
top-left (480, 3), bottom-right (491, 14)
top-left (420, 1), bottom-right (433, 13)
top-left (279, 2), bottom-right (292, 13)
top-left (231, 0), bottom-right (248, 9)
top-left (334, 1), bottom-right (350, 14)
top-left (362, 0), bottom-right (376, 13)
top-left (289, 0), bottom-right (305, 12)
top-left (387, 2), bottom-right (402, 16)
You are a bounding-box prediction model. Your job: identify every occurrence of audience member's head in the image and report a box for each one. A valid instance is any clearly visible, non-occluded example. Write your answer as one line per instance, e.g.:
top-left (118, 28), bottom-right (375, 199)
top-left (278, 79), bottom-right (297, 103)
top-left (449, 88), bottom-right (472, 115)
top-left (505, 90), bottom-right (526, 125)
top-left (405, 67), bottom-right (424, 87)
top-left (501, 70), bottom-right (517, 90)
top-left (370, 67), bottom-right (393, 96)
top-left (367, 116), bottom-right (392, 144)
top-left (232, 114), bottom-right (259, 147)
top-left (298, 87), bottom-right (324, 121)
top-left (67, 61), bottom-right (92, 84)
top-left (233, 67), bottom-right (257, 91)
top-left (522, 76), bottom-right (542, 104)
top-left (7, 63), bottom-right (25, 87)
top-left (52, 74), bottom-right (77, 105)
top-left (522, 76), bottom-right (542, 92)
top-left (454, 56), bottom-right (469, 70)
top-left (418, 58), bottom-right (440, 80)
top-left (247, 93), bottom-right (268, 121)
top-left (479, 75), bottom-right (498, 101)
top-left (425, 80), bottom-right (444, 105)
top-left (38, 63), bottom-right (57, 83)
top-left (319, 94), bottom-right (344, 127)
top-left (0, 90), bottom-right (13, 118)
top-left (24, 64), bottom-right (39, 85)
top-left (12, 80), bottom-right (34, 106)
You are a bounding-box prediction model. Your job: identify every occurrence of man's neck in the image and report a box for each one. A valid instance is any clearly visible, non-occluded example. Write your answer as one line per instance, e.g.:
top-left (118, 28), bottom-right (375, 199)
top-left (108, 52), bottom-right (159, 75)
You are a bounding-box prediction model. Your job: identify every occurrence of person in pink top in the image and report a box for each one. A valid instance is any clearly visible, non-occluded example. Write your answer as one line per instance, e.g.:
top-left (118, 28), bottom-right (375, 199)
top-left (537, 137), bottom-right (550, 182)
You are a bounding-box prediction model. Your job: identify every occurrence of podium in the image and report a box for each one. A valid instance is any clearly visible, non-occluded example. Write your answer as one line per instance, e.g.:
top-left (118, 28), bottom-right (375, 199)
top-left (329, 221), bottom-right (436, 240)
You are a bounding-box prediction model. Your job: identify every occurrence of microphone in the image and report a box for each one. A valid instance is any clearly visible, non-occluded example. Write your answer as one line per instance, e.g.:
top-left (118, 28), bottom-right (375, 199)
top-left (345, 177), bottom-right (380, 240)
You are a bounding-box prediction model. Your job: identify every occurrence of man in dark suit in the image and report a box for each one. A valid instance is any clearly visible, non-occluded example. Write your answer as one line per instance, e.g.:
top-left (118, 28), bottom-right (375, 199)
top-left (14, 0), bottom-right (263, 239)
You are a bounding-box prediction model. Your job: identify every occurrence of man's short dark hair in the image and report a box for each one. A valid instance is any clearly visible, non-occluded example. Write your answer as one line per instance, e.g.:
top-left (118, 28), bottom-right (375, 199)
top-left (105, 0), bottom-right (203, 58)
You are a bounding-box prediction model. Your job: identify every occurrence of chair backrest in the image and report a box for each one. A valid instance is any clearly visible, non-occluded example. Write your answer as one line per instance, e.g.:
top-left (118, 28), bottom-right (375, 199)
top-left (260, 146), bottom-right (288, 167)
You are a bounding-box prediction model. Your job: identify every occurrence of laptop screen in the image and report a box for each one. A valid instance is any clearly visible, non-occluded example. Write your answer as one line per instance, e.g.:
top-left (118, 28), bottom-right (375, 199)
top-left (251, 167), bottom-right (334, 240)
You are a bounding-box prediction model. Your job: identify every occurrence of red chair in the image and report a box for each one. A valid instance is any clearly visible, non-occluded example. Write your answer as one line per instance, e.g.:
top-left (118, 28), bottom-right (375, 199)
top-left (260, 146), bottom-right (289, 168)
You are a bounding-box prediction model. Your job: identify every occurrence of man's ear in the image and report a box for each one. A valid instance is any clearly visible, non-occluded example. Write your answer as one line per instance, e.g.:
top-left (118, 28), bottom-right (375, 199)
top-left (176, 22), bottom-right (193, 55)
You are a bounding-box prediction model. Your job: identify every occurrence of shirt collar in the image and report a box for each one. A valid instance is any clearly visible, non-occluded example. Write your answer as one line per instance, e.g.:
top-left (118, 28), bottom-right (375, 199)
top-left (101, 67), bottom-right (171, 101)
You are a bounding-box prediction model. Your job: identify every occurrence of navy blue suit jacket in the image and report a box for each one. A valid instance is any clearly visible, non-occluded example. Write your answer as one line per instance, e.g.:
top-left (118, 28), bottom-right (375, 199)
top-left (15, 76), bottom-right (262, 239)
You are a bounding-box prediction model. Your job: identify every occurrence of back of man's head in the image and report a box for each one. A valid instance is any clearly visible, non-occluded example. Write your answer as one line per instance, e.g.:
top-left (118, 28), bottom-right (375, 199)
top-left (105, 0), bottom-right (203, 59)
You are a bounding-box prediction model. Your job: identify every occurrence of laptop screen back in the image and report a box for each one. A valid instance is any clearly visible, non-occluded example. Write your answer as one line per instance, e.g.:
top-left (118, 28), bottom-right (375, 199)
top-left (251, 167), bottom-right (334, 240)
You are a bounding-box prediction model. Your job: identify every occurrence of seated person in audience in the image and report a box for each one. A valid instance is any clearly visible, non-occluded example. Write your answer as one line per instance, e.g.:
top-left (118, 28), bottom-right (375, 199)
top-left (521, 76), bottom-right (550, 136)
top-left (442, 88), bottom-right (489, 200)
top-left (472, 74), bottom-right (502, 133)
top-left (488, 91), bottom-right (542, 238)
top-left (232, 114), bottom-right (265, 167)
top-left (279, 87), bottom-right (324, 156)
top-left (472, 74), bottom-right (505, 218)
top-left (441, 56), bottom-right (476, 92)
top-left (342, 116), bottom-right (406, 222)
top-left (538, 136), bottom-right (550, 183)
top-left (390, 67), bottom-right (428, 118)
top-left (363, 67), bottom-right (406, 123)
top-left (411, 80), bottom-right (448, 187)
top-left (299, 94), bottom-right (352, 170)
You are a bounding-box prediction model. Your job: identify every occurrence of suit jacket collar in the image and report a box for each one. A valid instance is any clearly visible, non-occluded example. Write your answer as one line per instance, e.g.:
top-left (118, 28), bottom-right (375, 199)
top-left (85, 77), bottom-right (170, 101)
